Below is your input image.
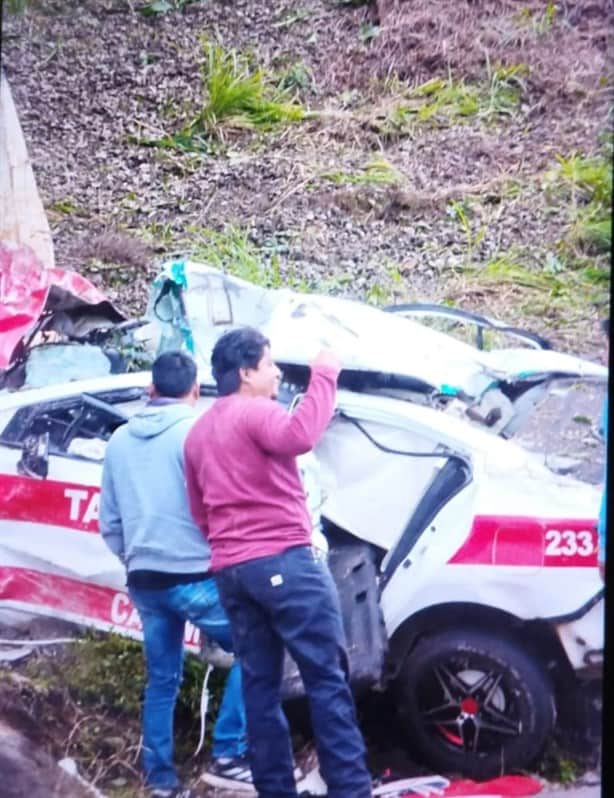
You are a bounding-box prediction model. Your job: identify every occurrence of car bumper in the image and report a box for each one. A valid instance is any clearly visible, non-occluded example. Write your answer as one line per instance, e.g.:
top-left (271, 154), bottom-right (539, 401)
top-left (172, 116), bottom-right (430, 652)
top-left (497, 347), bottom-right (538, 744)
top-left (555, 594), bottom-right (604, 673)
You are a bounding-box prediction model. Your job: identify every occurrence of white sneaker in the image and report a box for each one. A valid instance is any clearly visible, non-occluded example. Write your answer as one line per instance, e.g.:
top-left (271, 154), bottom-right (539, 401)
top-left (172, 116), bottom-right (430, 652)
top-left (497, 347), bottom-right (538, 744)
top-left (296, 766), bottom-right (327, 796)
top-left (201, 756), bottom-right (303, 794)
top-left (201, 755), bottom-right (256, 794)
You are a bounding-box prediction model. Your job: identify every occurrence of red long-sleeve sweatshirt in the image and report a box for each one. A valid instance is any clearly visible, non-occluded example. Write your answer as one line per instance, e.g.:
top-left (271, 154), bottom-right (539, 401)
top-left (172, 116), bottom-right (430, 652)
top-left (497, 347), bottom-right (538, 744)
top-left (184, 364), bottom-right (339, 571)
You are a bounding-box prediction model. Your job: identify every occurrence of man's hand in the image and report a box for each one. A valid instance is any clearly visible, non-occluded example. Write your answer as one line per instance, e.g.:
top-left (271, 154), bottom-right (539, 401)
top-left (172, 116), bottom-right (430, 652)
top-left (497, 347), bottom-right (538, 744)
top-left (311, 349), bottom-right (342, 372)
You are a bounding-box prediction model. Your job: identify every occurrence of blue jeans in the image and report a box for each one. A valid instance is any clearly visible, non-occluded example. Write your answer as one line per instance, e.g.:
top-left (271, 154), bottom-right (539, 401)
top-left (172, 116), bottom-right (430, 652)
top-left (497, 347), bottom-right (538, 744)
top-left (216, 545), bottom-right (372, 798)
top-left (129, 578), bottom-right (247, 789)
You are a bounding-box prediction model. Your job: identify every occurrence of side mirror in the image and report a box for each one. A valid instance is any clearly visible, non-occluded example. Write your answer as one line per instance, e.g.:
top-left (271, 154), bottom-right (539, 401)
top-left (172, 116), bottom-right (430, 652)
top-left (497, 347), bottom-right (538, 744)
top-left (17, 432), bottom-right (49, 479)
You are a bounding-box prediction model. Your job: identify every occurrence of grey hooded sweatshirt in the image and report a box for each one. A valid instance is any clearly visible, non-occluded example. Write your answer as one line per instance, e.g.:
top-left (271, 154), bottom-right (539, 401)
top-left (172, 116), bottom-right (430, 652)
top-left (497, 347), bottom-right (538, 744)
top-left (100, 402), bottom-right (211, 575)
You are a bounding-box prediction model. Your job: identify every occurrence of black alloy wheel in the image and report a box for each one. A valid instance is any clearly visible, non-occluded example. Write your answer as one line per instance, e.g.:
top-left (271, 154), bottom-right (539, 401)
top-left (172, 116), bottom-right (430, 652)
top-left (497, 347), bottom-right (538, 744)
top-left (397, 628), bottom-right (556, 779)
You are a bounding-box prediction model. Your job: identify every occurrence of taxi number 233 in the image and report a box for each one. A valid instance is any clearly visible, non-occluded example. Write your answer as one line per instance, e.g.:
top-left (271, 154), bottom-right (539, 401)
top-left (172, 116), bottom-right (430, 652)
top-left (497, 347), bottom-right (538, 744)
top-left (544, 528), bottom-right (595, 558)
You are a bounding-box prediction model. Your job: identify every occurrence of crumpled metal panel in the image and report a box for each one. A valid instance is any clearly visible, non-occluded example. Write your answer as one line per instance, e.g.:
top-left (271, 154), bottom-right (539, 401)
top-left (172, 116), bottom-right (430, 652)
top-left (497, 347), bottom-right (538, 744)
top-left (0, 241), bottom-right (123, 369)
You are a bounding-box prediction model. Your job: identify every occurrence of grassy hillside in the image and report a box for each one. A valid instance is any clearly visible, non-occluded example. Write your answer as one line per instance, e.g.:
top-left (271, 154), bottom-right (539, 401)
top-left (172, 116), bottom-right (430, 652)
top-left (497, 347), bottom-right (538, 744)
top-left (2, 0), bottom-right (612, 355)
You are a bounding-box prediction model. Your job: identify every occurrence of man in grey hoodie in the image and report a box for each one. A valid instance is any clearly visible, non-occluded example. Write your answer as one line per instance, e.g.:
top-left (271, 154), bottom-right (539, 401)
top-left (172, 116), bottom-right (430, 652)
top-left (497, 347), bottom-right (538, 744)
top-left (99, 351), bottom-right (251, 798)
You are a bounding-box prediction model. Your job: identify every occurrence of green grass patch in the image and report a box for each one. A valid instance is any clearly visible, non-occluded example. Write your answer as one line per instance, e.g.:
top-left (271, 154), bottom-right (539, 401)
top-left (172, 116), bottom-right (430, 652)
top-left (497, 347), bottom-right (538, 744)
top-left (186, 226), bottom-right (324, 293)
top-left (3, 0), bottom-right (33, 13)
top-left (377, 65), bottom-right (528, 136)
top-left (553, 152), bottom-right (612, 206)
top-left (475, 250), bottom-right (608, 309)
top-left (447, 200), bottom-right (487, 265)
top-left (140, 220), bottom-right (177, 249)
top-left (189, 39), bottom-right (306, 138)
top-left (545, 151), bottom-right (612, 257)
top-left (48, 197), bottom-right (89, 217)
top-left (16, 631), bottom-right (226, 789)
top-left (136, 40), bottom-right (308, 153)
top-left (365, 261), bottom-right (404, 306)
top-left (140, 222), bottom-right (315, 292)
top-left (144, 130), bottom-right (213, 154)
top-left (537, 738), bottom-right (583, 785)
top-left (576, 218), bottom-right (611, 253)
top-left (185, 224), bottom-right (320, 293)
top-left (24, 633), bottom-right (146, 715)
top-left (321, 156), bottom-right (403, 187)
top-left (187, 224), bottom-right (283, 286)
top-left (277, 61), bottom-right (315, 94)
top-left (515, 2), bottom-right (558, 35)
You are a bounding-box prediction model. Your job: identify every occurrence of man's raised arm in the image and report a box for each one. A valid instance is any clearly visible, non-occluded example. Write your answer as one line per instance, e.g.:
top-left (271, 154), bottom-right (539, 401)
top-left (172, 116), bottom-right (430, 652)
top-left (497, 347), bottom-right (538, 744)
top-left (248, 350), bottom-right (341, 456)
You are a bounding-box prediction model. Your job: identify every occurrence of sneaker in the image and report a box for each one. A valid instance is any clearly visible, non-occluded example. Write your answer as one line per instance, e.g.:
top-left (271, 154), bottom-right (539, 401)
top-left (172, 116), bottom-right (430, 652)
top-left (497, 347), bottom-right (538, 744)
top-left (296, 766), bottom-right (327, 796)
top-left (201, 755), bottom-right (256, 794)
top-left (149, 788), bottom-right (194, 798)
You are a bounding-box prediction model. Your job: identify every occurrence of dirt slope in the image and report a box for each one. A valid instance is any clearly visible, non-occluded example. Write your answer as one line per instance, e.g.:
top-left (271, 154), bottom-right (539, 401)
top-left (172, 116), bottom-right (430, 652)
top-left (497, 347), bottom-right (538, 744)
top-left (2, 0), bottom-right (612, 354)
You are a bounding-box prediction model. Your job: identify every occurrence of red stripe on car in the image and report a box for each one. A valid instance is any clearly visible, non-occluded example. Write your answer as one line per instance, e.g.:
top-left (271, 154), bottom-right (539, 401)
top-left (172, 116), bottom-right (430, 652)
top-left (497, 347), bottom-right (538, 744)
top-left (448, 515), bottom-right (598, 567)
top-left (0, 474), bottom-right (100, 533)
top-left (0, 475), bottom-right (599, 568)
top-left (0, 565), bottom-right (200, 647)
top-left (0, 564), bottom-right (125, 623)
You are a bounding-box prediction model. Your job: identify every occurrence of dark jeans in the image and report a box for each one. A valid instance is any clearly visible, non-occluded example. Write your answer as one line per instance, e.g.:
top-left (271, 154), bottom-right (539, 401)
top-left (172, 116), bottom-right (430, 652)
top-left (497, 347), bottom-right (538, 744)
top-left (216, 545), bottom-right (372, 798)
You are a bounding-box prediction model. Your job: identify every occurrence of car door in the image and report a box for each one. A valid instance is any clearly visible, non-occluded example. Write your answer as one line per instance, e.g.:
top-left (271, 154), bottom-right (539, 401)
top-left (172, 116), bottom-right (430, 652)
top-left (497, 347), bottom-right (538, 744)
top-left (314, 394), bottom-right (482, 635)
top-left (316, 400), bottom-right (473, 554)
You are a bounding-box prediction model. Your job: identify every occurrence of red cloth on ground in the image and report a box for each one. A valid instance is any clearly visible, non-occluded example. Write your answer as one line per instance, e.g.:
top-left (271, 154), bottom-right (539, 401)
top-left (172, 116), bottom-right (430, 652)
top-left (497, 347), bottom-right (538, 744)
top-left (441, 775), bottom-right (542, 796)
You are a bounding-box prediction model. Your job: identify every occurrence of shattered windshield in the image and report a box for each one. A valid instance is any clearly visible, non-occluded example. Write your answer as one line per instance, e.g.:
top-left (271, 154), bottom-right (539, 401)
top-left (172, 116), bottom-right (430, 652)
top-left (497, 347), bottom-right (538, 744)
top-left (512, 378), bottom-right (607, 485)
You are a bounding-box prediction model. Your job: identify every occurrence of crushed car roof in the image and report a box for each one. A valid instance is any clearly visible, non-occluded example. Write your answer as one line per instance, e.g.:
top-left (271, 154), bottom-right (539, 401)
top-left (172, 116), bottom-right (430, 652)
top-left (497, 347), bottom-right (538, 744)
top-left (146, 260), bottom-right (607, 398)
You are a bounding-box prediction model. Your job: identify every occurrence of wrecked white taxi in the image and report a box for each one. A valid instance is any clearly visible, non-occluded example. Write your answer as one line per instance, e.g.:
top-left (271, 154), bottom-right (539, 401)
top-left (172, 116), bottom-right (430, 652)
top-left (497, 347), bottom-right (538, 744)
top-left (0, 383), bottom-right (604, 776)
top-left (0, 261), bottom-right (606, 779)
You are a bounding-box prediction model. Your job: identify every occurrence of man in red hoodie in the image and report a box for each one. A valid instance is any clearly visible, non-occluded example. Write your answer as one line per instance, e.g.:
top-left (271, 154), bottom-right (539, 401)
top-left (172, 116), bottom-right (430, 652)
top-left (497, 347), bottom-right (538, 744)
top-left (184, 327), bottom-right (372, 798)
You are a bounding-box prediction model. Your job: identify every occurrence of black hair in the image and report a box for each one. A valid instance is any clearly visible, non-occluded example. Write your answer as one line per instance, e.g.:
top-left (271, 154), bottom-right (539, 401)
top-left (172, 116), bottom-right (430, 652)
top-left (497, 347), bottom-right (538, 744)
top-left (151, 350), bottom-right (197, 398)
top-left (211, 327), bottom-right (270, 396)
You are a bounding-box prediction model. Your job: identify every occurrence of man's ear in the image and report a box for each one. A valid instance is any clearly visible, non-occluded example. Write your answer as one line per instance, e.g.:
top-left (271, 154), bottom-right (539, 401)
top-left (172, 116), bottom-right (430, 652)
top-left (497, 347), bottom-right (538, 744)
top-left (147, 383), bottom-right (157, 399)
top-left (239, 366), bottom-right (251, 386)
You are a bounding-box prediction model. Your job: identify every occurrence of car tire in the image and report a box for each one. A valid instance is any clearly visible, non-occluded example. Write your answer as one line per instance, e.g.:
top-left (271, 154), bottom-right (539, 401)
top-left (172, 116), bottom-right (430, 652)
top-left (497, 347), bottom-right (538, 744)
top-left (396, 627), bottom-right (556, 779)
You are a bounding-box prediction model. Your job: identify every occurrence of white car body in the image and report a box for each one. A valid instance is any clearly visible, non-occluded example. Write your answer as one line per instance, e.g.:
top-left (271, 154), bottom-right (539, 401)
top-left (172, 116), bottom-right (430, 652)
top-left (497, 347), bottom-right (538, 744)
top-left (0, 372), bottom-right (602, 667)
top-left (326, 391), bottom-right (602, 655)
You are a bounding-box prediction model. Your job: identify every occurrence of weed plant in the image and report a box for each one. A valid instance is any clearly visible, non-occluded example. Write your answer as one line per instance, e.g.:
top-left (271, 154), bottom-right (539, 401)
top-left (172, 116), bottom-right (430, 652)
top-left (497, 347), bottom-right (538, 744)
top-left (189, 40), bottom-right (305, 138)
top-left (548, 152), bottom-right (612, 256)
top-left (186, 225), bottom-right (284, 287)
top-left (377, 64), bottom-right (529, 138)
top-left (137, 40), bottom-right (308, 152)
top-left (321, 157), bottom-right (402, 187)
top-left (448, 200), bottom-right (486, 265)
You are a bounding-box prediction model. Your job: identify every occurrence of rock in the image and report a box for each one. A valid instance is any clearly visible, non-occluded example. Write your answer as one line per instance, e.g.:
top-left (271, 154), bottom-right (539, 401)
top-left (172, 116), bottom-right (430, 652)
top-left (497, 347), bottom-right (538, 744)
top-left (0, 702), bottom-right (105, 798)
